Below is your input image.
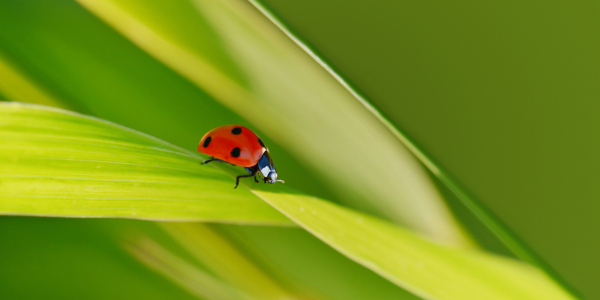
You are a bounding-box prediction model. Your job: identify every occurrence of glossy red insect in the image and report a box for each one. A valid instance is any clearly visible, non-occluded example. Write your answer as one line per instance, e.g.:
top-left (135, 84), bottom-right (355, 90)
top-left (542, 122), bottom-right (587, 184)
top-left (197, 125), bottom-right (284, 188)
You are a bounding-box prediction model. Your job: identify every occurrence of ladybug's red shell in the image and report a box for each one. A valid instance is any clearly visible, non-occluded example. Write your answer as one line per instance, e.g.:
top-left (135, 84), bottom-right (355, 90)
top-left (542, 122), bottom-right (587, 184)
top-left (197, 125), bottom-right (265, 168)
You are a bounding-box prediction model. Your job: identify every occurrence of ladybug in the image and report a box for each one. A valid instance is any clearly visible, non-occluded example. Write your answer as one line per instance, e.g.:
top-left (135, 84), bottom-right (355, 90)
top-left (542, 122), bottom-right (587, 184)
top-left (197, 125), bottom-right (284, 189)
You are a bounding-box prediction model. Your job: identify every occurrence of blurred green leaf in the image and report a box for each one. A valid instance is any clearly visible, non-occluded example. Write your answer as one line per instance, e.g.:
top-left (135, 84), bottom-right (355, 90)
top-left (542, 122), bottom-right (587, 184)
top-left (0, 217), bottom-right (199, 300)
top-left (127, 237), bottom-right (255, 300)
top-left (0, 102), bottom-right (290, 225)
top-left (218, 225), bottom-right (421, 300)
top-left (0, 50), bottom-right (64, 108)
top-left (160, 223), bottom-right (298, 300)
top-left (243, 0), bottom-right (578, 296)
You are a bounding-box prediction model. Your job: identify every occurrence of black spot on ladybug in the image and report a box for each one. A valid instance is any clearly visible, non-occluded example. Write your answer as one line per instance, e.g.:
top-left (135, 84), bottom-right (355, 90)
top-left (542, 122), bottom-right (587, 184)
top-left (231, 127), bottom-right (242, 135)
top-left (258, 138), bottom-right (265, 147)
top-left (230, 147), bottom-right (241, 157)
top-left (203, 136), bottom-right (212, 148)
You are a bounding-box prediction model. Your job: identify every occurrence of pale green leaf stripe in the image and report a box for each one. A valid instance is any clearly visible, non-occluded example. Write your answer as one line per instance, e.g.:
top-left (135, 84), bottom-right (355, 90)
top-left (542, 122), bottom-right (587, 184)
top-left (0, 102), bottom-right (291, 225)
top-left (0, 50), bottom-right (65, 108)
top-left (127, 237), bottom-right (256, 300)
top-left (247, 186), bottom-right (575, 300)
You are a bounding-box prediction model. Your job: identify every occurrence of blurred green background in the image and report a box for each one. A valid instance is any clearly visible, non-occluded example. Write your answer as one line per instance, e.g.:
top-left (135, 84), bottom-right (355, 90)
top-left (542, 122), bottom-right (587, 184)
top-left (260, 0), bottom-right (600, 298)
top-left (0, 0), bottom-right (598, 299)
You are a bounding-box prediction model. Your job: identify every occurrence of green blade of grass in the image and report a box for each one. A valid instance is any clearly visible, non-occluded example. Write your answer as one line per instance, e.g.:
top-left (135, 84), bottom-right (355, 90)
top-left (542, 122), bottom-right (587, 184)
top-left (0, 102), bottom-right (573, 300)
top-left (160, 223), bottom-right (301, 300)
top-left (0, 102), bottom-right (291, 225)
top-left (217, 172), bottom-right (575, 300)
top-left (244, 0), bottom-right (579, 297)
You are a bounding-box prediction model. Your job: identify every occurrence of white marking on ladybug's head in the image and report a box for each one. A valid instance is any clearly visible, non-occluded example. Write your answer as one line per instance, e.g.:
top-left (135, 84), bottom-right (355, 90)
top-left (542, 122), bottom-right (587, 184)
top-left (261, 165), bottom-right (271, 177)
top-left (261, 147), bottom-right (267, 154)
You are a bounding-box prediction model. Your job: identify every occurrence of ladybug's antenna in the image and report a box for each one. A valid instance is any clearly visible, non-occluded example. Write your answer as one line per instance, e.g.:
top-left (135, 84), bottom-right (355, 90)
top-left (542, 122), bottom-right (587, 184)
top-left (277, 179), bottom-right (285, 184)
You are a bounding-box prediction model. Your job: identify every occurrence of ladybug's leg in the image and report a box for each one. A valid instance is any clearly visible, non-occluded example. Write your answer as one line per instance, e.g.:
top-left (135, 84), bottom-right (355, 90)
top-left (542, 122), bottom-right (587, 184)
top-left (201, 157), bottom-right (228, 165)
top-left (235, 167), bottom-right (258, 189)
top-left (201, 157), bottom-right (217, 165)
top-left (255, 169), bottom-right (266, 183)
top-left (234, 174), bottom-right (255, 189)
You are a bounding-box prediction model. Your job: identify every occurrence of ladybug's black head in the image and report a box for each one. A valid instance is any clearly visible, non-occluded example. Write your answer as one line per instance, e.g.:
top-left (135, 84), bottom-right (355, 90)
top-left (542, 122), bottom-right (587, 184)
top-left (267, 171), bottom-right (281, 184)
